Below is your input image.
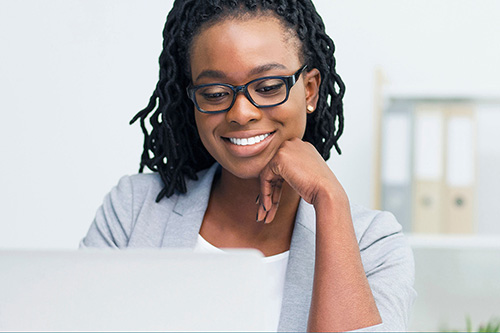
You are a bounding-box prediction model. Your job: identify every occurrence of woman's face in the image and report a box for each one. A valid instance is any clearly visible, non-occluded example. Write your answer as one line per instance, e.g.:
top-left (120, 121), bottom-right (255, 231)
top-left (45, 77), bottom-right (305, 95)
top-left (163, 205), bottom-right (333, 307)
top-left (190, 16), bottom-right (320, 179)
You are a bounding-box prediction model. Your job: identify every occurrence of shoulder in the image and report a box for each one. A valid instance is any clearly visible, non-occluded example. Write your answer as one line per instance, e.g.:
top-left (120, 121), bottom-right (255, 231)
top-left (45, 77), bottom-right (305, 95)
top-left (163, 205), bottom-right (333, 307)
top-left (350, 203), bottom-right (415, 291)
top-left (295, 201), bottom-right (403, 245)
top-left (80, 164), bottom-right (219, 248)
top-left (114, 164), bottom-right (217, 204)
top-left (350, 203), bottom-right (402, 245)
top-left (350, 203), bottom-right (411, 269)
top-left (114, 172), bottom-right (164, 200)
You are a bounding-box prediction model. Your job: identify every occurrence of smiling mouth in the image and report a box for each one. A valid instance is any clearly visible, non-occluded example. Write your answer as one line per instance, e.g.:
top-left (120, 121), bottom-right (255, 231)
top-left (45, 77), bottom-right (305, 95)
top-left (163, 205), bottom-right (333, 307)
top-left (223, 132), bottom-right (275, 146)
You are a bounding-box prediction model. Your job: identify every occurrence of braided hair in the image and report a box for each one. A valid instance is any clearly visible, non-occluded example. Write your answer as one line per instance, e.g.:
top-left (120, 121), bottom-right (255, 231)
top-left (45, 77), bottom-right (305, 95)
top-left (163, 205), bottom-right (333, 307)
top-left (130, 0), bottom-right (346, 202)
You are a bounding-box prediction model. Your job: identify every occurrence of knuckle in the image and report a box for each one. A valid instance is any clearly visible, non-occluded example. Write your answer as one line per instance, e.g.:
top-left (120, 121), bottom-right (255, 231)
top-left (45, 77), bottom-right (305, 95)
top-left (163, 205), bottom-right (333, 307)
top-left (303, 140), bottom-right (315, 149)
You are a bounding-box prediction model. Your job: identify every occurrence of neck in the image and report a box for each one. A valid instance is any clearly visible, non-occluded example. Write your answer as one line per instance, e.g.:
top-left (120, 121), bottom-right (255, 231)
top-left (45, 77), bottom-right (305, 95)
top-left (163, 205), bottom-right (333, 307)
top-left (216, 166), bottom-right (301, 222)
top-left (202, 166), bottom-right (300, 255)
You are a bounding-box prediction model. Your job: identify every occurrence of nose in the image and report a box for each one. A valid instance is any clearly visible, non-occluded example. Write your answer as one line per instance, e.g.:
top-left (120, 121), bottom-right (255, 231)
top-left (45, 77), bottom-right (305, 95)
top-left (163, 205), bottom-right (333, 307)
top-left (225, 93), bottom-right (262, 125)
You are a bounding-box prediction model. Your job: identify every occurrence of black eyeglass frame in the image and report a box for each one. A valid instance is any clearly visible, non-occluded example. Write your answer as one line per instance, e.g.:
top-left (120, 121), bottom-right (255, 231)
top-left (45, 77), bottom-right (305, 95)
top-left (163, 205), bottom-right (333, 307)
top-left (186, 65), bottom-right (308, 114)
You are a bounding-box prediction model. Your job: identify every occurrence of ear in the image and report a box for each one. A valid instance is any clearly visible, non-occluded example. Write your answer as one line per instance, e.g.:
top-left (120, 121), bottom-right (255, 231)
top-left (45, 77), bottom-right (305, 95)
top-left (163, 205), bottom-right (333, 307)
top-left (304, 68), bottom-right (321, 114)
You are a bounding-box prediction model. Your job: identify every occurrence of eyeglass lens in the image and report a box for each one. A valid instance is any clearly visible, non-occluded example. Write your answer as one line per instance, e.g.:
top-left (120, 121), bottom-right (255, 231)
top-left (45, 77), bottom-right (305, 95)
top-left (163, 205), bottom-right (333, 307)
top-left (194, 77), bottom-right (287, 113)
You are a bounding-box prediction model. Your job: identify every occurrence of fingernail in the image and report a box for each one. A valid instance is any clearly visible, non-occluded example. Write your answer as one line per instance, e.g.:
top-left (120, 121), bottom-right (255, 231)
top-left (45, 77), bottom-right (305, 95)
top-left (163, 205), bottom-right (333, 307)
top-left (257, 207), bottom-right (268, 223)
top-left (255, 194), bottom-right (260, 205)
top-left (261, 202), bottom-right (267, 212)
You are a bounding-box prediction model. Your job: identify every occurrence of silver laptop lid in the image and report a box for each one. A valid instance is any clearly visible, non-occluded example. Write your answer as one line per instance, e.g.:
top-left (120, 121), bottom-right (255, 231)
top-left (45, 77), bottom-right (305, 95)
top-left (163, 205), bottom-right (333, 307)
top-left (0, 249), bottom-right (272, 331)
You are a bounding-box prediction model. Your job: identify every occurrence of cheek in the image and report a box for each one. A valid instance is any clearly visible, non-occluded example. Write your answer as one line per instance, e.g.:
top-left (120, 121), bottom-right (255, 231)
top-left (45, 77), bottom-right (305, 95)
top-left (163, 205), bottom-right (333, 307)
top-left (194, 112), bottom-right (209, 144)
top-left (194, 111), bottom-right (220, 152)
top-left (297, 112), bottom-right (308, 139)
top-left (285, 95), bottom-right (308, 137)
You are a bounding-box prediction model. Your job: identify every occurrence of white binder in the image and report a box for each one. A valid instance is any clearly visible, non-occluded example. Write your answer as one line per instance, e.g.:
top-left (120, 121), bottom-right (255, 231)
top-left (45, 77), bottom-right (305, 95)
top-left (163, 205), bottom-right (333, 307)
top-left (412, 104), bottom-right (445, 233)
top-left (443, 105), bottom-right (476, 234)
top-left (411, 103), bottom-right (476, 234)
top-left (381, 100), bottom-right (413, 232)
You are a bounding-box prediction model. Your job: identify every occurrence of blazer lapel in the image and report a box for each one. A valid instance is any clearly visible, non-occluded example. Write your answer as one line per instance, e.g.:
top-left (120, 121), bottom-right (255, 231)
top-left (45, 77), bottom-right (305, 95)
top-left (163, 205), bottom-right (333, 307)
top-left (161, 164), bottom-right (219, 248)
top-left (278, 199), bottom-right (316, 332)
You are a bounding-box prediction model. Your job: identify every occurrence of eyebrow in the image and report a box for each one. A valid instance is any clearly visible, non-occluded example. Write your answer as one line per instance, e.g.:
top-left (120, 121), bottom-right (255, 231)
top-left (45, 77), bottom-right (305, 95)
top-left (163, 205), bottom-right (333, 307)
top-left (249, 63), bottom-right (288, 75)
top-left (195, 70), bottom-right (226, 81)
top-left (195, 63), bottom-right (288, 82)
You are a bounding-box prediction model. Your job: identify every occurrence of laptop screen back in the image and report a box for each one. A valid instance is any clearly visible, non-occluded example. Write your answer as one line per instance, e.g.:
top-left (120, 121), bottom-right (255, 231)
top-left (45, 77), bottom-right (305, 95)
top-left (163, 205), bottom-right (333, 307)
top-left (0, 249), bottom-right (272, 331)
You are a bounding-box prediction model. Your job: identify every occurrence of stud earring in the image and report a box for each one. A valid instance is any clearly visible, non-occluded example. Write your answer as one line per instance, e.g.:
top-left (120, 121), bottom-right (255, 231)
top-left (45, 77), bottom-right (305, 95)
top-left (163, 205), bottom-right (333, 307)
top-left (307, 105), bottom-right (315, 113)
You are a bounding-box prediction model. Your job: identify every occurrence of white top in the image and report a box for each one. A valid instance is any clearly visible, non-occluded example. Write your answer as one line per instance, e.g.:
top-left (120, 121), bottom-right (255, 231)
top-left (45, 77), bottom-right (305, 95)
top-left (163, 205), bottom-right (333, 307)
top-left (194, 234), bottom-right (289, 332)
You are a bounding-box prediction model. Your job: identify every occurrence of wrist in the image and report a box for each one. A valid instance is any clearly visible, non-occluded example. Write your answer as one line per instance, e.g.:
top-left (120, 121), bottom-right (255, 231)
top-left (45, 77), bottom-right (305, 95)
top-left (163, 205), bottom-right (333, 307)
top-left (312, 181), bottom-right (353, 231)
top-left (313, 181), bottom-right (349, 211)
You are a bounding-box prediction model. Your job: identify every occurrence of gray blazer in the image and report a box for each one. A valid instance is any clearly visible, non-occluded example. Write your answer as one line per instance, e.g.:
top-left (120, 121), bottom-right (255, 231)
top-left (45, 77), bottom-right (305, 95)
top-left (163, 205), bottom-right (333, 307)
top-left (81, 163), bottom-right (416, 331)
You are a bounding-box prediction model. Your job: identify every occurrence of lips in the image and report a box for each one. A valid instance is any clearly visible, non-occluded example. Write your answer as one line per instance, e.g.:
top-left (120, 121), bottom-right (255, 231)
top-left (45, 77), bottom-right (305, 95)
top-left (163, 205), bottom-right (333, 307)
top-left (228, 133), bottom-right (271, 146)
top-left (221, 131), bottom-right (276, 157)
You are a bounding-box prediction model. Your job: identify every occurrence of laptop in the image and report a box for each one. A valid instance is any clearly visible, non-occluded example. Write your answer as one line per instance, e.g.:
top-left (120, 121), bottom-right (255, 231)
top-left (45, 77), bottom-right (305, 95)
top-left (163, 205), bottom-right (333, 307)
top-left (0, 249), bottom-right (272, 331)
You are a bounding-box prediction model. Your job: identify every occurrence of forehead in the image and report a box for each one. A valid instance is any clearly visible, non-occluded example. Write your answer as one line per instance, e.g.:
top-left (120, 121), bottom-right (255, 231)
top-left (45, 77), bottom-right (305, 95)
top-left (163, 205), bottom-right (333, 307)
top-left (189, 16), bottom-right (302, 82)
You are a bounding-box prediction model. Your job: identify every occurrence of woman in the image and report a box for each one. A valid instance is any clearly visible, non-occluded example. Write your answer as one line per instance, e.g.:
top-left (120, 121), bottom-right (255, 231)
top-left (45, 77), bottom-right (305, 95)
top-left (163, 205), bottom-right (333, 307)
top-left (81, 0), bottom-right (416, 331)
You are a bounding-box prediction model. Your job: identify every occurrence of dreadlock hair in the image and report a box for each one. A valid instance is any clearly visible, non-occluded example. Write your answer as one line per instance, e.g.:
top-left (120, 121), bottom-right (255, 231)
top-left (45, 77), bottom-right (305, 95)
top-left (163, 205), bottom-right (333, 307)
top-left (130, 0), bottom-right (346, 202)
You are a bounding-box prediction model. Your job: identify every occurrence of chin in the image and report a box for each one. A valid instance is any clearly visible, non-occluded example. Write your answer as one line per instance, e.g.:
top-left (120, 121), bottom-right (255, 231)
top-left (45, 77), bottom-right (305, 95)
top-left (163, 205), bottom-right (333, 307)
top-left (220, 162), bottom-right (265, 180)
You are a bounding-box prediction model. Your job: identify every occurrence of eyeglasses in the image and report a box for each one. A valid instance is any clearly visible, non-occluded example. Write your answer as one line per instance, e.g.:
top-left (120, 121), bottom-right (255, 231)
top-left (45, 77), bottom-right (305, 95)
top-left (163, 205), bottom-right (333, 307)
top-left (187, 65), bottom-right (307, 114)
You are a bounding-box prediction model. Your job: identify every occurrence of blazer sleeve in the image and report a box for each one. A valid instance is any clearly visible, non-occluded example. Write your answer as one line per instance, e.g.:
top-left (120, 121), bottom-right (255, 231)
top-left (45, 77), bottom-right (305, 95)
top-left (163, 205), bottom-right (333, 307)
top-left (354, 210), bottom-right (417, 332)
top-left (79, 175), bottom-right (135, 248)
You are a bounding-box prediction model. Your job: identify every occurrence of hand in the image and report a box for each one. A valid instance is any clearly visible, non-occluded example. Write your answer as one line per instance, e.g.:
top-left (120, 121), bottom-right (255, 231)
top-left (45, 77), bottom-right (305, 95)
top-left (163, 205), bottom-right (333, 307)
top-left (257, 138), bottom-right (345, 223)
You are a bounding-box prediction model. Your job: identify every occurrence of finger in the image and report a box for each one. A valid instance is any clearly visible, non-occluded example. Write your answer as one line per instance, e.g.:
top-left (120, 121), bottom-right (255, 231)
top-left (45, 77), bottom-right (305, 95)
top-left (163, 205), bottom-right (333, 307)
top-left (256, 200), bottom-right (268, 223)
top-left (259, 163), bottom-right (281, 213)
top-left (256, 192), bottom-right (270, 223)
top-left (259, 178), bottom-right (280, 223)
top-left (264, 180), bottom-right (283, 224)
top-left (258, 157), bottom-right (285, 223)
top-left (261, 182), bottom-right (274, 212)
top-left (272, 179), bottom-right (284, 205)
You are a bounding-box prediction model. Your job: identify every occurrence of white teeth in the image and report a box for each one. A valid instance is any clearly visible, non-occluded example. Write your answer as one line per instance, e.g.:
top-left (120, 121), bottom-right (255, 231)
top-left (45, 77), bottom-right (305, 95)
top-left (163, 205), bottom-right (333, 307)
top-left (229, 133), bottom-right (270, 146)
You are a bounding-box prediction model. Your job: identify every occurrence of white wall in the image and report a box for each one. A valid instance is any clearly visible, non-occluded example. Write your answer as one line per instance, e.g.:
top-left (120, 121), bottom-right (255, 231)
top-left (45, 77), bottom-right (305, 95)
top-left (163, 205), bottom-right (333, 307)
top-left (1, 0), bottom-right (499, 249)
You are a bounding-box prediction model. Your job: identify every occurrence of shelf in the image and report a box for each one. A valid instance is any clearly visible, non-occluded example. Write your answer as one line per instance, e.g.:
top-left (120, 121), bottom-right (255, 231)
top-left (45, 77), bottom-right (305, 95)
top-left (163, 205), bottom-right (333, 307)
top-left (407, 233), bottom-right (500, 249)
top-left (382, 86), bottom-right (500, 103)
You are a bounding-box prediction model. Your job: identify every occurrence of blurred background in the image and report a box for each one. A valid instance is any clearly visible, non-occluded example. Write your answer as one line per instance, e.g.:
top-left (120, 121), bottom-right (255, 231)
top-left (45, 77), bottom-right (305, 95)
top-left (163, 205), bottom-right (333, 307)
top-left (1, 0), bottom-right (499, 331)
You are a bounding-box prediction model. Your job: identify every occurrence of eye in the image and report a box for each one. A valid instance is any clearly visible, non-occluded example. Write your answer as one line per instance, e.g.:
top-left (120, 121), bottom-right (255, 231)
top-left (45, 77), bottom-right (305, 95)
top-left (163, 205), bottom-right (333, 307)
top-left (253, 79), bottom-right (285, 96)
top-left (197, 86), bottom-right (231, 104)
top-left (202, 92), bottom-right (229, 99)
